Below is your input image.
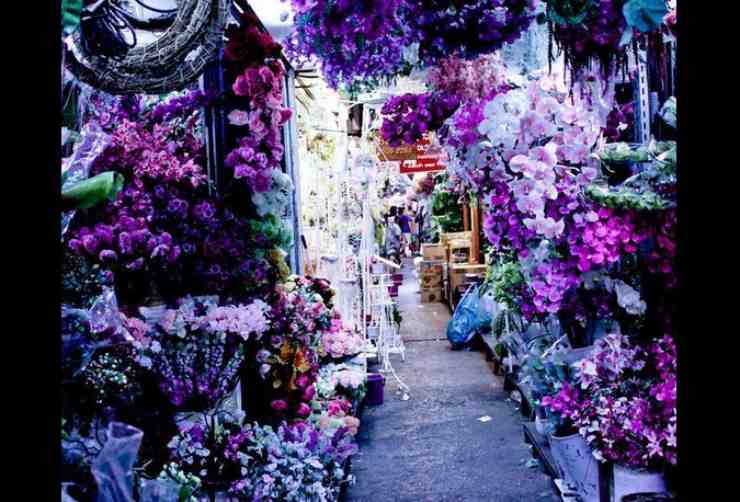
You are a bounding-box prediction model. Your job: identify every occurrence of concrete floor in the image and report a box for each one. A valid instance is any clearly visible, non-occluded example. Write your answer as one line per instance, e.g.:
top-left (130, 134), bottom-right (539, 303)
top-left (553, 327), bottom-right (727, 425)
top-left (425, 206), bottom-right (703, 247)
top-left (344, 260), bottom-right (558, 502)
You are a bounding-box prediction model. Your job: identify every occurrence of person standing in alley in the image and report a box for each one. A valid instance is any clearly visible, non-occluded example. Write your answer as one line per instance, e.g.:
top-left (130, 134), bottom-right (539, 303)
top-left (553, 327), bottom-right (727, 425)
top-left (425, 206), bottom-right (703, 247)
top-left (397, 208), bottom-right (413, 257)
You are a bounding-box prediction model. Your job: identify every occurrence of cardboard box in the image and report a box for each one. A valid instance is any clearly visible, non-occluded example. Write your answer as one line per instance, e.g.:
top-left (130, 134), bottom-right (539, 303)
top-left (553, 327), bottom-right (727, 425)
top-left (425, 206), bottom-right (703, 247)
top-left (420, 287), bottom-right (444, 303)
top-left (421, 243), bottom-right (447, 261)
top-left (419, 260), bottom-right (445, 275)
top-left (420, 272), bottom-right (442, 288)
top-left (448, 263), bottom-right (488, 293)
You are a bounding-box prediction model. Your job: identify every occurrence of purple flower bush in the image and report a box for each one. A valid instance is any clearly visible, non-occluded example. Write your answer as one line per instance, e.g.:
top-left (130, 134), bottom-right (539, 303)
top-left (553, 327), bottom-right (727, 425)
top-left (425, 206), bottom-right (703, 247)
top-left (442, 71), bottom-right (675, 326)
top-left (380, 92), bottom-right (460, 146)
top-left (542, 334), bottom-right (676, 470)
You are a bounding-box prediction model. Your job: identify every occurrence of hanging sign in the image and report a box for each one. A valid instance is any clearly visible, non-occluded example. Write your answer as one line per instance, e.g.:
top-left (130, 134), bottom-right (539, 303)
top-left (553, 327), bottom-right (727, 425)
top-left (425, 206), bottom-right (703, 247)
top-left (399, 133), bottom-right (447, 174)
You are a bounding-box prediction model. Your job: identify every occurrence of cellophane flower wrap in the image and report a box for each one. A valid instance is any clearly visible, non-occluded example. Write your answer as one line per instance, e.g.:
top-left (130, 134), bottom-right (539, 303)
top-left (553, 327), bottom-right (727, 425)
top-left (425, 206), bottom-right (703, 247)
top-left (542, 334), bottom-right (676, 470)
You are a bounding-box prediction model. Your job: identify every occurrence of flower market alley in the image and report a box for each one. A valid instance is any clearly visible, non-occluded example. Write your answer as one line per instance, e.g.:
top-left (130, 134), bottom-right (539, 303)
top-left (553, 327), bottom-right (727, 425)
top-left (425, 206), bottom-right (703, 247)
top-left (345, 259), bottom-right (558, 502)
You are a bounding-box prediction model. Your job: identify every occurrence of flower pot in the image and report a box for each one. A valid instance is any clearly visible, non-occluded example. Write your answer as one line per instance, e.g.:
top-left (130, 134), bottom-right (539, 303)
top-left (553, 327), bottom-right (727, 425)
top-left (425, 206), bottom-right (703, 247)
top-left (548, 432), bottom-right (599, 502)
top-left (612, 465), bottom-right (666, 502)
top-left (365, 373), bottom-right (385, 406)
top-left (534, 414), bottom-right (554, 441)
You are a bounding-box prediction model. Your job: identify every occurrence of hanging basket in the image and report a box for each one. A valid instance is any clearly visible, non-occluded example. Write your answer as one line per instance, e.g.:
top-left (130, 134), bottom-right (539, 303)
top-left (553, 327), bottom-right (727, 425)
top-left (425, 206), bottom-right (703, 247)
top-left (64, 0), bottom-right (229, 94)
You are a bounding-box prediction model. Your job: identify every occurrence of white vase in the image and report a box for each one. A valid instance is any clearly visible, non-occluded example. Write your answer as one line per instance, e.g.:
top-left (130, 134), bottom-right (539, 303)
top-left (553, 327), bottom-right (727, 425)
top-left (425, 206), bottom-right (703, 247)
top-left (612, 465), bottom-right (666, 502)
top-left (549, 432), bottom-right (600, 502)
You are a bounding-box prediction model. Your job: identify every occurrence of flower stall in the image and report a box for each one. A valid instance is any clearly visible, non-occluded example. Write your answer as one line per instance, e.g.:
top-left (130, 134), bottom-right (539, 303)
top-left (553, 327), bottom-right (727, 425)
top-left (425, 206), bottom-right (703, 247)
top-left (60, 0), bottom-right (679, 500)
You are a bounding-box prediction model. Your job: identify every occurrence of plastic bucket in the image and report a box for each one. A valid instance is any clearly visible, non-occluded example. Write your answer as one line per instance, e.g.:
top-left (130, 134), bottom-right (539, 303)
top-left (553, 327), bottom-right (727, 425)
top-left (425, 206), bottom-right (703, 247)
top-left (365, 373), bottom-right (385, 406)
top-left (613, 465), bottom-right (666, 502)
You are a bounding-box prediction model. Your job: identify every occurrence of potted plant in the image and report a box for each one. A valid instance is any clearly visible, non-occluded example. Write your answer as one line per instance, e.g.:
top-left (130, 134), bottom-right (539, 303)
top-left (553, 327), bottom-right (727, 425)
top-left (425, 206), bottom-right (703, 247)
top-left (543, 334), bottom-right (676, 501)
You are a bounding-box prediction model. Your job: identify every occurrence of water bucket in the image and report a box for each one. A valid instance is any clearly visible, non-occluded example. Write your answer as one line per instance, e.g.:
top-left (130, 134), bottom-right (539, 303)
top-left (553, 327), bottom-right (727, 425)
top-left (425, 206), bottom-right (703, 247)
top-left (549, 432), bottom-right (599, 502)
top-left (365, 373), bottom-right (385, 406)
top-left (612, 465), bottom-right (667, 502)
top-left (388, 285), bottom-right (399, 297)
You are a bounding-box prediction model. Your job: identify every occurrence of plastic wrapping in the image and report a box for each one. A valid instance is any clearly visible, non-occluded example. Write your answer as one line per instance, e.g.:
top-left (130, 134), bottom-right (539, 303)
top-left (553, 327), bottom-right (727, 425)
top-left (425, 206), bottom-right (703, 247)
top-left (91, 422), bottom-right (144, 502)
top-left (446, 284), bottom-right (492, 349)
top-left (139, 478), bottom-right (183, 501)
top-left (61, 124), bottom-right (112, 238)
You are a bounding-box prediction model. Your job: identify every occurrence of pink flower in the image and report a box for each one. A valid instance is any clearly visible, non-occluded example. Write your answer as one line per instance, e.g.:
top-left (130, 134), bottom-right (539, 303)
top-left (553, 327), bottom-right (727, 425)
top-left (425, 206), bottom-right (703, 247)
top-left (227, 109), bottom-right (250, 126)
top-left (270, 399), bottom-right (288, 411)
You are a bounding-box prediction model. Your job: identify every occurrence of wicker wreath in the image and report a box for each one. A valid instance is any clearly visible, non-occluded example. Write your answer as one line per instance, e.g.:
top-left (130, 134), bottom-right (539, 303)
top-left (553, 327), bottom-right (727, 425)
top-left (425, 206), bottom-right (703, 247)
top-left (64, 0), bottom-right (229, 94)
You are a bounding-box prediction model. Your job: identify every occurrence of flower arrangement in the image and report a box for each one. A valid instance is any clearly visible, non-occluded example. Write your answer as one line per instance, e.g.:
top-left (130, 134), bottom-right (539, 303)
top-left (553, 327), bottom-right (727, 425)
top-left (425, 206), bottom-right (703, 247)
top-left (400, 0), bottom-right (538, 66)
top-left (311, 397), bottom-right (362, 437)
top-left (286, 0), bottom-right (410, 88)
top-left (319, 321), bottom-right (365, 360)
top-left (316, 364), bottom-right (368, 404)
top-left (139, 296), bottom-right (271, 410)
top-left (425, 52), bottom-right (510, 103)
top-left (65, 91), bottom-right (288, 304)
top-left (542, 334), bottom-right (676, 470)
top-left (380, 92), bottom-right (461, 147)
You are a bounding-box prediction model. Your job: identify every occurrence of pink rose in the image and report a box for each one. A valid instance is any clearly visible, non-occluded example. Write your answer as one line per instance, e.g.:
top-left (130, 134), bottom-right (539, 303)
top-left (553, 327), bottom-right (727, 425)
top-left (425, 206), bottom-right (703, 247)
top-left (270, 399), bottom-right (288, 411)
top-left (296, 403), bottom-right (311, 418)
top-left (227, 110), bottom-right (250, 126)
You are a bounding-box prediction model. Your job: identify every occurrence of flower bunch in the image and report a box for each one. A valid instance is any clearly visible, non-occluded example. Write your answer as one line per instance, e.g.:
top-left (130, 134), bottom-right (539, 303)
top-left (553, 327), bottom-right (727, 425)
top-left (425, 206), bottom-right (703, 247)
top-left (311, 396), bottom-right (362, 437)
top-left (426, 52), bottom-right (510, 103)
top-left (543, 334), bottom-right (676, 469)
top-left (139, 296), bottom-right (270, 410)
top-left (319, 321), bottom-right (365, 360)
top-left (380, 92), bottom-right (461, 147)
top-left (401, 0), bottom-right (537, 66)
top-left (286, 0), bottom-right (410, 88)
top-left (316, 364), bottom-right (367, 404)
top-left (228, 420), bottom-right (357, 501)
top-left (415, 173), bottom-right (437, 197)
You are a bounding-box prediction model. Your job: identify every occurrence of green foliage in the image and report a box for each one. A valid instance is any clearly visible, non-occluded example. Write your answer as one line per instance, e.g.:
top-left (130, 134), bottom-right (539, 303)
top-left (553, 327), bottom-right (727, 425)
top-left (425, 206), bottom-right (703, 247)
top-left (250, 215), bottom-right (294, 252)
top-left (62, 0), bottom-right (83, 35)
top-left (431, 182), bottom-right (464, 233)
top-left (62, 172), bottom-right (125, 210)
top-left (546, 0), bottom-right (593, 25)
top-left (486, 258), bottom-right (525, 315)
top-left (589, 140), bottom-right (676, 211)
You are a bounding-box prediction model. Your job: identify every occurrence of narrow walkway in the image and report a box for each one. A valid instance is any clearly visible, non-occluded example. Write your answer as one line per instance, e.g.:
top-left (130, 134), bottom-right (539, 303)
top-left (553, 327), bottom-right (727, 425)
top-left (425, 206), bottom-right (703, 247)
top-left (345, 259), bottom-right (558, 502)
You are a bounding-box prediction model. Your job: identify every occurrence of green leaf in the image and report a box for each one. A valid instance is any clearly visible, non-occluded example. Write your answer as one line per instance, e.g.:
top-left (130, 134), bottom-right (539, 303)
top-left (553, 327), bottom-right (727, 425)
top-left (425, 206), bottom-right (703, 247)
top-left (62, 171), bottom-right (124, 209)
top-left (623, 0), bottom-right (669, 33)
top-left (62, 0), bottom-right (83, 35)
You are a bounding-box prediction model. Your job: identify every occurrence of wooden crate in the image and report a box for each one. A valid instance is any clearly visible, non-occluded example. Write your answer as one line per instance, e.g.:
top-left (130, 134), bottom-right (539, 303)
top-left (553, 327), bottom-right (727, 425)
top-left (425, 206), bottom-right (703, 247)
top-left (440, 231), bottom-right (472, 246)
top-left (420, 287), bottom-right (444, 303)
top-left (421, 243), bottom-right (447, 261)
top-left (420, 272), bottom-right (442, 288)
top-left (419, 260), bottom-right (445, 275)
top-left (448, 263), bottom-right (488, 292)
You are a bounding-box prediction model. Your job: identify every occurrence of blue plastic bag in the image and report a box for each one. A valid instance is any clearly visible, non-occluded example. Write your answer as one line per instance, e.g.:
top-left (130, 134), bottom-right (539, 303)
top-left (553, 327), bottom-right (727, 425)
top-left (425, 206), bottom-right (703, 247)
top-left (447, 284), bottom-right (493, 349)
